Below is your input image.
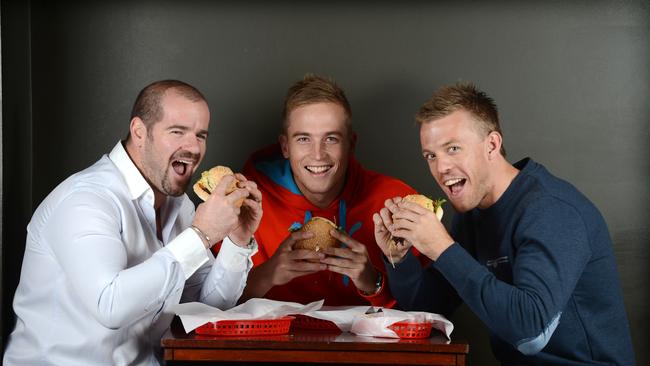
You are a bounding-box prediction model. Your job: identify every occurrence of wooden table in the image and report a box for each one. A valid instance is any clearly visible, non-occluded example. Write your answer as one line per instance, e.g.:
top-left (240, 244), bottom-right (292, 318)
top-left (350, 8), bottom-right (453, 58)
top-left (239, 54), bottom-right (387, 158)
top-left (162, 318), bottom-right (469, 365)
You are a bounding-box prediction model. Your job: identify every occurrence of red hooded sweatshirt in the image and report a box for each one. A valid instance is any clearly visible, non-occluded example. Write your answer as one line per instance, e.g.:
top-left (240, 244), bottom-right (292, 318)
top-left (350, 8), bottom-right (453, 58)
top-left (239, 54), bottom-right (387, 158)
top-left (241, 144), bottom-right (426, 307)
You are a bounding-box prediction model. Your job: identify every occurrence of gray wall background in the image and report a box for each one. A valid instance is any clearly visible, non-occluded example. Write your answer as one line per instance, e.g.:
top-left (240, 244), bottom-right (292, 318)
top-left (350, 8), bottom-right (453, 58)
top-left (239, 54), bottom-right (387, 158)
top-left (2, 1), bottom-right (648, 364)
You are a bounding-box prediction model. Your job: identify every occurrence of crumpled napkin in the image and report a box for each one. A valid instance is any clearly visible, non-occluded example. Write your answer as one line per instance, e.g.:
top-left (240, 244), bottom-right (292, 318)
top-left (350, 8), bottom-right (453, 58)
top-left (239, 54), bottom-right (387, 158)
top-left (350, 308), bottom-right (454, 339)
top-left (171, 298), bottom-right (324, 333)
top-left (301, 305), bottom-right (372, 332)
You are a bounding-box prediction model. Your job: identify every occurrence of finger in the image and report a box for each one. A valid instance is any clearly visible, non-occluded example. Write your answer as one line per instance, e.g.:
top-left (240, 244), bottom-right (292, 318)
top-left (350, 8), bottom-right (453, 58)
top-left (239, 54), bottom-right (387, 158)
top-left (321, 246), bottom-right (360, 260)
top-left (289, 261), bottom-right (328, 273)
top-left (379, 207), bottom-right (394, 227)
top-left (236, 178), bottom-right (258, 192)
top-left (392, 209), bottom-right (421, 223)
top-left (384, 199), bottom-right (402, 215)
top-left (212, 174), bottom-right (236, 196)
top-left (391, 217), bottom-right (417, 232)
top-left (373, 213), bottom-right (385, 232)
top-left (321, 255), bottom-right (360, 270)
top-left (329, 230), bottom-right (365, 252)
top-left (233, 172), bottom-right (248, 183)
top-left (278, 231), bottom-right (314, 251)
top-left (243, 184), bottom-right (262, 203)
top-left (226, 188), bottom-right (250, 205)
top-left (288, 248), bottom-right (326, 263)
top-left (324, 263), bottom-right (359, 278)
top-left (390, 227), bottom-right (414, 242)
top-left (241, 198), bottom-right (262, 214)
top-left (397, 201), bottom-right (429, 215)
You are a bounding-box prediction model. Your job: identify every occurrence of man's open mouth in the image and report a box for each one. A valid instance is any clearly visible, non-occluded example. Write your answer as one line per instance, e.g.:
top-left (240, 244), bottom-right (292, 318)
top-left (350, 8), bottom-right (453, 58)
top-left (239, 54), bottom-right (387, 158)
top-left (305, 165), bottom-right (333, 174)
top-left (444, 177), bottom-right (466, 195)
top-left (172, 159), bottom-right (194, 176)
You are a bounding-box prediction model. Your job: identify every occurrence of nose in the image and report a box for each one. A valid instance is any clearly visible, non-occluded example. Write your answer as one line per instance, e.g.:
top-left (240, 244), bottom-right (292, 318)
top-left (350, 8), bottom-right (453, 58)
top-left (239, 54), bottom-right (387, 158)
top-left (183, 134), bottom-right (202, 155)
top-left (435, 155), bottom-right (452, 175)
top-left (312, 141), bottom-right (325, 160)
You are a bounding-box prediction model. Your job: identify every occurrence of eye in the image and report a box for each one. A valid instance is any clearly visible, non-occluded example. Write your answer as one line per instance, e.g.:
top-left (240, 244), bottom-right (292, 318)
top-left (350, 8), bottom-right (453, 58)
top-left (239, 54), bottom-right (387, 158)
top-left (448, 146), bottom-right (460, 153)
top-left (296, 136), bottom-right (309, 143)
top-left (423, 152), bottom-right (436, 161)
top-left (325, 136), bottom-right (340, 144)
top-left (171, 129), bottom-right (184, 136)
top-left (197, 133), bottom-right (208, 141)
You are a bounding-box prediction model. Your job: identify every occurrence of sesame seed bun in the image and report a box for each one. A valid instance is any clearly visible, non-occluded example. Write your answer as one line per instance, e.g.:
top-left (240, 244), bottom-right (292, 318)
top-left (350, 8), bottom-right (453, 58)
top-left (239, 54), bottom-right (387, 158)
top-left (293, 217), bottom-right (339, 255)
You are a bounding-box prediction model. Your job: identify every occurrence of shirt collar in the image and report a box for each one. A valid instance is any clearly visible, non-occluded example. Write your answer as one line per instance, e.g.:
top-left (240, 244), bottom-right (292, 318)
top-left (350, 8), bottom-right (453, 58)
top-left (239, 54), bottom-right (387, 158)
top-left (109, 141), bottom-right (153, 201)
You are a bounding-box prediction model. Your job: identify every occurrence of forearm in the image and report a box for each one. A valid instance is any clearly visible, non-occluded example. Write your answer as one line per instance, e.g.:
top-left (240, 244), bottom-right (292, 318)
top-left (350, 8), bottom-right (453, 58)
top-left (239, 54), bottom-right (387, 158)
top-left (198, 237), bottom-right (257, 308)
top-left (385, 251), bottom-right (460, 315)
top-left (434, 242), bottom-right (585, 354)
top-left (238, 261), bottom-right (275, 303)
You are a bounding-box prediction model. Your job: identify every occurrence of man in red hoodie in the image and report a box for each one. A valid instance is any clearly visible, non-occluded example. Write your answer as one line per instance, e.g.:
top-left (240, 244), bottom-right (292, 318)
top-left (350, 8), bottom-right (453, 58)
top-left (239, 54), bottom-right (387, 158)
top-left (239, 74), bottom-right (423, 307)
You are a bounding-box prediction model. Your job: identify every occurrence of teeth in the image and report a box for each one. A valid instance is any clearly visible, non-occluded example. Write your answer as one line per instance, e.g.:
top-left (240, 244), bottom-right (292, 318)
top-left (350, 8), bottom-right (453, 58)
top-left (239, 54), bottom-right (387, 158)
top-left (444, 178), bottom-right (463, 186)
top-left (175, 159), bottom-right (192, 165)
top-left (306, 165), bottom-right (331, 173)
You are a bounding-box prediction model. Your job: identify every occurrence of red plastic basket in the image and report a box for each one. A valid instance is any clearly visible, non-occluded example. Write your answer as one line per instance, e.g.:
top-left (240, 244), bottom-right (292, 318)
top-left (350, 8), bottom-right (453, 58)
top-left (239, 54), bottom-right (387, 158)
top-left (290, 314), bottom-right (340, 332)
top-left (195, 316), bottom-right (294, 336)
top-left (388, 321), bottom-right (433, 339)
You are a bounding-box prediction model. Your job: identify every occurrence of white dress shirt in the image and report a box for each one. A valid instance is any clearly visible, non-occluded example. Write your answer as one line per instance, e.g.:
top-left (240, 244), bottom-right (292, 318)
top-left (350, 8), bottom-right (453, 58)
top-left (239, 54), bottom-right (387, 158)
top-left (3, 142), bottom-right (257, 366)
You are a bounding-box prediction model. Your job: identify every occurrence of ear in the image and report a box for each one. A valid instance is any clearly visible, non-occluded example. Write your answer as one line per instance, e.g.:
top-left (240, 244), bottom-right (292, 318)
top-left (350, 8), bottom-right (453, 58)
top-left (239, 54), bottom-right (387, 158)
top-left (130, 117), bottom-right (147, 146)
top-left (486, 131), bottom-right (503, 160)
top-left (278, 134), bottom-right (289, 158)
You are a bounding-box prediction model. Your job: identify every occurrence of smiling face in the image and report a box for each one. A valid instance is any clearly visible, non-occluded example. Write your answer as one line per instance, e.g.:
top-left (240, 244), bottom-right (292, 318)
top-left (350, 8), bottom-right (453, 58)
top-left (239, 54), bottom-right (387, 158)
top-left (420, 109), bottom-right (501, 212)
top-left (132, 90), bottom-right (210, 205)
top-left (279, 102), bottom-right (354, 208)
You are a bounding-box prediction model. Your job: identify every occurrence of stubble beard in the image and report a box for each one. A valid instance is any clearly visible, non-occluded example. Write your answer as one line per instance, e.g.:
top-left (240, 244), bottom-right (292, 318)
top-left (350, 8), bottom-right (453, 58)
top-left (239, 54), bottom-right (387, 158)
top-left (142, 139), bottom-right (189, 198)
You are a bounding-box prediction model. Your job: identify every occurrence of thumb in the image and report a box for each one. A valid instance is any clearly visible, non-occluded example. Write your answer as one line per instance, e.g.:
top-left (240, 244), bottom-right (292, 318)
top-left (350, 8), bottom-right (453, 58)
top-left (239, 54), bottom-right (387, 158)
top-left (211, 174), bottom-right (235, 197)
top-left (280, 230), bottom-right (314, 251)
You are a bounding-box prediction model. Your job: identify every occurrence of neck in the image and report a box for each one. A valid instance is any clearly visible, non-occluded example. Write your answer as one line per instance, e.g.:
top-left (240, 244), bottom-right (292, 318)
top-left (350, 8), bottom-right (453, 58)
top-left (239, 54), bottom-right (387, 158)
top-left (299, 180), bottom-right (346, 210)
top-left (479, 157), bottom-right (520, 209)
top-left (124, 139), bottom-right (167, 210)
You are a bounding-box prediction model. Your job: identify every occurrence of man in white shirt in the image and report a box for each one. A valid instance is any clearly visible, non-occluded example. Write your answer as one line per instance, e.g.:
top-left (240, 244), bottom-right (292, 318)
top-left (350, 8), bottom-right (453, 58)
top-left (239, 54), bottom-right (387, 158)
top-left (3, 80), bottom-right (262, 366)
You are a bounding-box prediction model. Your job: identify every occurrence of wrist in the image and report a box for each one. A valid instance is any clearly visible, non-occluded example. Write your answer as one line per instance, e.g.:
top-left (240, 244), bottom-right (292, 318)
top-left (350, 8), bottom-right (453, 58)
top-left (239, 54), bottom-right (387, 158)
top-left (228, 234), bottom-right (254, 248)
top-left (360, 271), bottom-right (383, 296)
top-left (190, 225), bottom-right (211, 249)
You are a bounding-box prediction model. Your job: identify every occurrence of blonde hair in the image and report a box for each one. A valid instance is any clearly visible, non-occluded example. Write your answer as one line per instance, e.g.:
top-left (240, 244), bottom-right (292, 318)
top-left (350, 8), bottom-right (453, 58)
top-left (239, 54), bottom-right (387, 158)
top-left (282, 74), bottom-right (352, 133)
top-left (416, 82), bottom-right (506, 156)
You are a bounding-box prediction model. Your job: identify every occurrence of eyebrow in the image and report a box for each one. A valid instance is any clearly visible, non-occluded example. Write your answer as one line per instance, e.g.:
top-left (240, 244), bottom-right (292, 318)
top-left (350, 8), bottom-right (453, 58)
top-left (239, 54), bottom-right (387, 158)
top-left (290, 131), bottom-right (344, 138)
top-left (167, 124), bottom-right (209, 136)
top-left (422, 139), bottom-right (459, 154)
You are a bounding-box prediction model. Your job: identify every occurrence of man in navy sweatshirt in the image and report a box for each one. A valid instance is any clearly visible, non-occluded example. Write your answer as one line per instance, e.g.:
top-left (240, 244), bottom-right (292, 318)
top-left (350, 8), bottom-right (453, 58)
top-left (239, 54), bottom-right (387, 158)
top-left (373, 83), bottom-right (635, 365)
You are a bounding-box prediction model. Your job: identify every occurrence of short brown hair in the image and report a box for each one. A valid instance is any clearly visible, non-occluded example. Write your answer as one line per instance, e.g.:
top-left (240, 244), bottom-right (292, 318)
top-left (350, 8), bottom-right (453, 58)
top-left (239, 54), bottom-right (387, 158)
top-left (416, 82), bottom-right (506, 156)
top-left (282, 74), bottom-right (352, 133)
top-left (127, 80), bottom-right (206, 140)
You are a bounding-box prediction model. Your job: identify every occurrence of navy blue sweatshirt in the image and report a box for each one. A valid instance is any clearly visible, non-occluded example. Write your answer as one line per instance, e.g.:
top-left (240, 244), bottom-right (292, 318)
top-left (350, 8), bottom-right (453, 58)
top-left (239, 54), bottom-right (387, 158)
top-left (387, 158), bottom-right (635, 365)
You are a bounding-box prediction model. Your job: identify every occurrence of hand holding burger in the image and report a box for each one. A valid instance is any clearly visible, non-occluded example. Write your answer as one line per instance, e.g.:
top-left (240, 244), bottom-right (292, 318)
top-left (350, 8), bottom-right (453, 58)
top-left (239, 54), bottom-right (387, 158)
top-left (193, 165), bottom-right (245, 206)
top-left (191, 166), bottom-right (263, 248)
top-left (384, 194), bottom-right (454, 261)
top-left (292, 217), bottom-right (340, 262)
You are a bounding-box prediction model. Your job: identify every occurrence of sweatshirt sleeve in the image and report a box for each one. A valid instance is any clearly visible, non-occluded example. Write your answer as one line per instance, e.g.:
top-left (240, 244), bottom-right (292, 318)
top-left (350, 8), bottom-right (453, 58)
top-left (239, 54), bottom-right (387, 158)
top-left (435, 197), bottom-right (592, 355)
top-left (383, 251), bottom-right (461, 315)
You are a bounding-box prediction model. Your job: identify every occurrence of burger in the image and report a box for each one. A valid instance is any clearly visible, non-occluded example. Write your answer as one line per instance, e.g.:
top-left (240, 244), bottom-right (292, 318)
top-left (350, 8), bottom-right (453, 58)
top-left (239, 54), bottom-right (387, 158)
top-left (387, 194), bottom-right (446, 266)
top-left (292, 217), bottom-right (340, 257)
top-left (192, 166), bottom-right (244, 206)
top-left (400, 194), bottom-right (446, 221)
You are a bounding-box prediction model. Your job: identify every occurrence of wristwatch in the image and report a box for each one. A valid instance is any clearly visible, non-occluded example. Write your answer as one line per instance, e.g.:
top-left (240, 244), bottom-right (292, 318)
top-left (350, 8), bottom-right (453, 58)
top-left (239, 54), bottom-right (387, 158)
top-left (361, 272), bottom-right (383, 296)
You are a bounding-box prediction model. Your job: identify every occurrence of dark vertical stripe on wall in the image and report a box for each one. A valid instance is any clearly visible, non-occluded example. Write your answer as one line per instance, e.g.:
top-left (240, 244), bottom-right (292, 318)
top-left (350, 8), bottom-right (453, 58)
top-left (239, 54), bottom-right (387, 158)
top-left (1, 0), bottom-right (33, 354)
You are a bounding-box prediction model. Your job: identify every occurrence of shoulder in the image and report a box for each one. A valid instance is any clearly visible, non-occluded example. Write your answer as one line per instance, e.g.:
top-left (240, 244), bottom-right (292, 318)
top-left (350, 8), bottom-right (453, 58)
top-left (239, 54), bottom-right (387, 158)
top-left (355, 165), bottom-right (417, 197)
top-left (514, 159), bottom-right (598, 225)
top-left (45, 156), bottom-right (130, 214)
